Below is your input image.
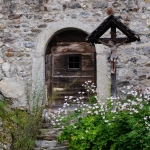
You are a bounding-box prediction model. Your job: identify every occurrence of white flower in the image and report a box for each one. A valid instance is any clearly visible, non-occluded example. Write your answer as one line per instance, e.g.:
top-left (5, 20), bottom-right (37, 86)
top-left (69, 96), bottom-right (73, 99)
top-left (85, 130), bottom-right (88, 133)
top-left (95, 106), bottom-right (99, 109)
top-left (102, 116), bottom-right (105, 119)
top-left (111, 110), bottom-right (116, 113)
top-left (94, 111), bottom-right (98, 114)
top-left (127, 86), bottom-right (131, 90)
top-left (87, 111), bottom-right (91, 114)
top-left (64, 110), bottom-right (67, 114)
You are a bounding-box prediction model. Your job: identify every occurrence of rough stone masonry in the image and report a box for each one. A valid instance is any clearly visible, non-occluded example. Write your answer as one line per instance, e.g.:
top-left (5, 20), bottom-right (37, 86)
top-left (0, 0), bottom-right (150, 109)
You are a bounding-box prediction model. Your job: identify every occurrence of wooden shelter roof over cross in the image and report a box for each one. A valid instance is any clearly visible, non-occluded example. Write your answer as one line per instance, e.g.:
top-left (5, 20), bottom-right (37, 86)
top-left (86, 15), bottom-right (140, 44)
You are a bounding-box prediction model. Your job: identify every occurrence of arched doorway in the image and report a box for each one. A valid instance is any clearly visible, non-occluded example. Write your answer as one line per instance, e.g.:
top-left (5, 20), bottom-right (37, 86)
top-left (45, 29), bottom-right (96, 105)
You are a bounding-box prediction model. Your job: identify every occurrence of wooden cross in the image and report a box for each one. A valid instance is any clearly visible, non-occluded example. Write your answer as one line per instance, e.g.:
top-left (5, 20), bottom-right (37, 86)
top-left (86, 15), bottom-right (140, 98)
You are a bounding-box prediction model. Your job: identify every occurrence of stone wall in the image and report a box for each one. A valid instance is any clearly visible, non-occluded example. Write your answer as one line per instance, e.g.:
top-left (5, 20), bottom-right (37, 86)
top-left (0, 0), bottom-right (150, 108)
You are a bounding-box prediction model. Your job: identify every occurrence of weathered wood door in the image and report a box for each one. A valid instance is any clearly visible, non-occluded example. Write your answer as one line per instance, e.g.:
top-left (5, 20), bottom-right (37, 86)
top-left (46, 42), bottom-right (96, 105)
top-left (45, 54), bottom-right (52, 104)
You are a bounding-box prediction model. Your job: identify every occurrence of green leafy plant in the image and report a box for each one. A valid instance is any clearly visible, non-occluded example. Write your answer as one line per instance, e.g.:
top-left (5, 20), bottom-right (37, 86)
top-left (49, 82), bottom-right (150, 150)
top-left (0, 99), bottom-right (42, 150)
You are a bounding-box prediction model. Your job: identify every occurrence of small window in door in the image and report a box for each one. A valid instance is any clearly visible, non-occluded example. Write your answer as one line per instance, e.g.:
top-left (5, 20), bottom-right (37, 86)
top-left (67, 55), bottom-right (81, 70)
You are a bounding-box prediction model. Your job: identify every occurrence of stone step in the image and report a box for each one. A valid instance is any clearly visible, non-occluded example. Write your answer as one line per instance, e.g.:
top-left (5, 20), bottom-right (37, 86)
top-left (51, 146), bottom-right (68, 150)
top-left (34, 140), bottom-right (57, 149)
top-left (38, 128), bottom-right (61, 141)
top-left (42, 123), bottom-right (53, 129)
top-left (33, 146), bottom-right (68, 150)
top-left (42, 106), bottom-right (80, 123)
top-left (34, 140), bottom-right (68, 150)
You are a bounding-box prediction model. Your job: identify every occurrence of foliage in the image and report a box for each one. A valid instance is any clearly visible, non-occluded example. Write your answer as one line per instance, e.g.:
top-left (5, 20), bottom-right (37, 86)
top-left (49, 82), bottom-right (150, 150)
top-left (0, 100), bottom-right (42, 150)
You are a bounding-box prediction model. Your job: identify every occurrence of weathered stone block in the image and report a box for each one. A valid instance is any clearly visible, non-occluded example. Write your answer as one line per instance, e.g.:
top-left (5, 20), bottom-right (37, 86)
top-left (38, 24), bottom-right (47, 28)
top-left (0, 77), bottom-right (26, 107)
top-left (92, 2), bottom-right (108, 9)
top-left (9, 4), bottom-right (17, 13)
top-left (21, 6), bottom-right (29, 13)
top-left (0, 13), bottom-right (4, 19)
top-left (139, 75), bottom-right (146, 81)
top-left (34, 14), bottom-right (42, 19)
top-left (69, 2), bottom-right (81, 9)
top-left (0, 24), bottom-right (6, 29)
top-left (71, 14), bottom-right (77, 19)
top-left (142, 47), bottom-right (150, 55)
top-left (8, 14), bottom-right (21, 20)
top-left (5, 52), bottom-right (15, 57)
top-left (2, 62), bottom-right (10, 72)
top-left (50, 5), bottom-right (62, 11)
top-left (0, 41), bottom-right (3, 47)
top-left (35, 140), bottom-right (57, 149)
top-left (137, 55), bottom-right (148, 66)
top-left (140, 79), bottom-right (150, 86)
top-left (25, 0), bottom-right (33, 5)
top-left (31, 28), bottom-right (41, 33)
top-left (0, 57), bottom-right (4, 64)
top-left (0, 30), bottom-right (4, 37)
top-left (4, 38), bottom-right (15, 42)
top-left (80, 12), bottom-right (89, 18)
top-left (118, 68), bottom-right (134, 78)
top-left (24, 42), bottom-right (34, 48)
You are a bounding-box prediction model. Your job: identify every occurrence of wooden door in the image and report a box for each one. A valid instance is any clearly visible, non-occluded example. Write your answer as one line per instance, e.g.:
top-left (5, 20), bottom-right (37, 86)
top-left (47, 42), bottom-right (96, 105)
top-left (45, 54), bottom-right (52, 105)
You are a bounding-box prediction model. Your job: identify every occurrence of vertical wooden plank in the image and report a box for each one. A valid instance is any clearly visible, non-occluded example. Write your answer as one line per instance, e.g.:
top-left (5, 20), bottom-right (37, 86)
top-left (111, 23), bottom-right (117, 97)
top-left (111, 72), bottom-right (117, 98)
top-left (111, 24), bottom-right (116, 44)
top-left (45, 54), bottom-right (52, 102)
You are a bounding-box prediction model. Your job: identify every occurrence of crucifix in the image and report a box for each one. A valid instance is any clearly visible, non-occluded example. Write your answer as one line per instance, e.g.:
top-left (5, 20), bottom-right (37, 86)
top-left (86, 15), bottom-right (140, 98)
top-left (98, 38), bottom-right (128, 74)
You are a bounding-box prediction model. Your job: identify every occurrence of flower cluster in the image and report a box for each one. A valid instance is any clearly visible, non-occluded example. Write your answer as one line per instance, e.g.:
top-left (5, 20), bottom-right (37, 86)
top-left (48, 81), bottom-right (98, 127)
top-left (49, 82), bottom-right (150, 130)
top-left (82, 80), bottom-right (96, 94)
top-left (54, 82), bottom-right (150, 150)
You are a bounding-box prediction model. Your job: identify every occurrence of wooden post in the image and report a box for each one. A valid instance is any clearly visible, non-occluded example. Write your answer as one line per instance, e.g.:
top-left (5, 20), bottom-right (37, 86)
top-left (111, 24), bottom-right (116, 44)
top-left (111, 24), bottom-right (117, 97)
top-left (111, 72), bottom-right (117, 98)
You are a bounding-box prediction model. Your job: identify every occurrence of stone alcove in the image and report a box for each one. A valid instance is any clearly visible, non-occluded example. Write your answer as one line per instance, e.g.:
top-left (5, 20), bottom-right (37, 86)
top-left (32, 20), bottom-right (110, 105)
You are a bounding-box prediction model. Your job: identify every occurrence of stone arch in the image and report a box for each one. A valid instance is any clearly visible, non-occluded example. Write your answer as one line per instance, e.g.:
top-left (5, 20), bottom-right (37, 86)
top-left (45, 29), bottom-right (96, 105)
top-left (32, 20), bottom-right (110, 104)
